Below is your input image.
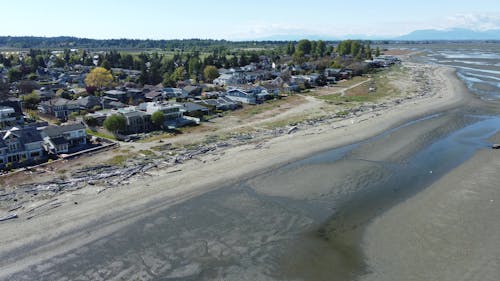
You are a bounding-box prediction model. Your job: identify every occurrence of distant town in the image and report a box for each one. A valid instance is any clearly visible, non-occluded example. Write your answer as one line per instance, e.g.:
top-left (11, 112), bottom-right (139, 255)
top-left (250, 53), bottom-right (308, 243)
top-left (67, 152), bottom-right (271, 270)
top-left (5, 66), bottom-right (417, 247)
top-left (0, 38), bottom-right (400, 171)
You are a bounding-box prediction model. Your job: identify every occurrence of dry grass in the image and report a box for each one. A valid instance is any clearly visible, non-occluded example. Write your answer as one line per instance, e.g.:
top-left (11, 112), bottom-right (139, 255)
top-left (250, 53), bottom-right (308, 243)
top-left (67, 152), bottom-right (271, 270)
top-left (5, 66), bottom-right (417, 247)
top-left (228, 95), bottom-right (306, 120)
top-left (318, 66), bottom-right (406, 104)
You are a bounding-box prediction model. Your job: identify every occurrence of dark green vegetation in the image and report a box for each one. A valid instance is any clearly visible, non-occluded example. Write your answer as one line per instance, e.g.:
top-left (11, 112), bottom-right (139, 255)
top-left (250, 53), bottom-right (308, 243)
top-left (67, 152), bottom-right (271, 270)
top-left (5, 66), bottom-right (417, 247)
top-left (0, 36), bottom-right (286, 50)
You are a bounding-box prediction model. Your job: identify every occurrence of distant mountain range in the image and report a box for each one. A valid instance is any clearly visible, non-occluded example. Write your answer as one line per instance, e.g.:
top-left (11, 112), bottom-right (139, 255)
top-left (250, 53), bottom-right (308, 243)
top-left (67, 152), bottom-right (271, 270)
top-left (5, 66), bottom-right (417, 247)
top-left (254, 28), bottom-right (500, 41)
top-left (394, 28), bottom-right (500, 41)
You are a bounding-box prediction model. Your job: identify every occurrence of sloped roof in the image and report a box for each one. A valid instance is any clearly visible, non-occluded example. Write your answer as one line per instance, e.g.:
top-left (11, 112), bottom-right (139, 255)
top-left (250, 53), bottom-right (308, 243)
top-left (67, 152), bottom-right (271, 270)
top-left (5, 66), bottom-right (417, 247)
top-left (181, 102), bottom-right (209, 112)
top-left (1, 126), bottom-right (43, 144)
top-left (43, 123), bottom-right (86, 137)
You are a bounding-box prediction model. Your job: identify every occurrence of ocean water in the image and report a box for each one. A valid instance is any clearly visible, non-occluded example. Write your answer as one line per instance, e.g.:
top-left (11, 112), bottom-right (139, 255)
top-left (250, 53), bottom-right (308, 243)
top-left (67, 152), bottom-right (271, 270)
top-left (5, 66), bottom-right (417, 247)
top-left (405, 42), bottom-right (500, 100)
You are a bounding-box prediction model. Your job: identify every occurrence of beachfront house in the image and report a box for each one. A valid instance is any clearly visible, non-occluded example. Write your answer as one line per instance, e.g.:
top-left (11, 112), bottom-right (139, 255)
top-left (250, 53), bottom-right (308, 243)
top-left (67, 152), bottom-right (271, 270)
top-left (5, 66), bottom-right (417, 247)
top-left (180, 102), bottom-right (210, 120)
top-left (41, 123), bottom-right (87, 154)
top-left (121, 110), bottom-right (152, 134)
top-left (200, 97), bottom-right (240, 111)
top-left (0, 126), bottom-right (45, 169)
top-left (225, 88), bottom-right (257, 104)
top-left (141, 102), bottom-right (199, 129)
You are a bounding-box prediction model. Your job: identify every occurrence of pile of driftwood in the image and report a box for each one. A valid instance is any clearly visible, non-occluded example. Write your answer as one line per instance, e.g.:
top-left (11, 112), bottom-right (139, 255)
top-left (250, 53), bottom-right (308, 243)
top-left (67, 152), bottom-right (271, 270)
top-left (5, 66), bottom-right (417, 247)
top-left (0, 143), bottom-right (228, 220)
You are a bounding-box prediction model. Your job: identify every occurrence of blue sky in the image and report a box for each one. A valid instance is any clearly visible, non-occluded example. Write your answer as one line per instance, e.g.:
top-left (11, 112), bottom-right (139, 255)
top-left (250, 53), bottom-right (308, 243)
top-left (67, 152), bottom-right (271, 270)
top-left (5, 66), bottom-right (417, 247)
top-left (3, 0), bottom-right (500, 39)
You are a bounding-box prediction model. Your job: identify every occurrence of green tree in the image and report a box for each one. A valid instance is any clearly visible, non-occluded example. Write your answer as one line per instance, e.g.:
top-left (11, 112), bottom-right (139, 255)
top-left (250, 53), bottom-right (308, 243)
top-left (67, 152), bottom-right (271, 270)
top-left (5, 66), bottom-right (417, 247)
top-left (292, 50), bottom-right (307, 64)
top-left (296, 39), bottom-right (312, 55)
top-left (103, 114), bottom-right (126, 134)
top-left (285, 42), bottom-right (295, 55)
top-left (53, 56), bottom-right (66, 68)
top-left (316, 40), bottom-right (326, 57)
top-left (151, 111), bottom-right (165, 129)
top-left (375, 47), bottom-right (381, 57)
top-left (366, 44), bottom-right (373, 60)
top-left (171, 66), bottom-right (187, 82)
top-left (162, 73), bottom-right (175, 87)
top-left (100, 59), bottom-right (111, 70)
top-left (337, 40), bottom-right (352, 56)
top-left (188, 57), bottom-right (201, 79)
top-left (85, 67), bottom-right (113, 90)
top-left (203, 65), bottom-right (219, 82)
top-left (21, 92), bottom-right (41, 109)
top-left (120, 54), bottom-right (134, 69)
top-left (7, 68), bottom-right (22, 82)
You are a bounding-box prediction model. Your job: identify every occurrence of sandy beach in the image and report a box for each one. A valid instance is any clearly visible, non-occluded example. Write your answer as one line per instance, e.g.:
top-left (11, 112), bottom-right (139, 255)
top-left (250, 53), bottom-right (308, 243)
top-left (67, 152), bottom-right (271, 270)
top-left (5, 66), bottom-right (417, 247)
top-left (361, 132), bottom-right (500, 281)
top-left (0, 63), bottom-right (475, 279)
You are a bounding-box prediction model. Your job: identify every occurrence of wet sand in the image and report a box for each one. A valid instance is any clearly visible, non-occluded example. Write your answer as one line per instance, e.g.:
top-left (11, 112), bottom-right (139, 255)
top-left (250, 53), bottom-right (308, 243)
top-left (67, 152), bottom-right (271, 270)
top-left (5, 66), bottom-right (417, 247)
top-left (0, 64), bottom-right (474, 280)
top-left (361, 132), bottom-right (500, 281)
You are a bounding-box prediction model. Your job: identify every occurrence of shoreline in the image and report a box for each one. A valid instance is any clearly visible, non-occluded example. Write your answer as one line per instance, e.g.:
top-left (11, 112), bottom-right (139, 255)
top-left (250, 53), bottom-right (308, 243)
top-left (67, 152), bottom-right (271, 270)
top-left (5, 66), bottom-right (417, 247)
top-left (0, 63), bottom-right (473, 278)
top-left (361, 131), bottom-right (500, 281)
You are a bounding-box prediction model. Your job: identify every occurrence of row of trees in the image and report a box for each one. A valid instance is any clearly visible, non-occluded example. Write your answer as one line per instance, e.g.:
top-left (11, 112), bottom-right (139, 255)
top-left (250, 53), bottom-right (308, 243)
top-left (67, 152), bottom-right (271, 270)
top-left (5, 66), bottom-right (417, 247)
top-left (0, 36), bottom-right (286, 51)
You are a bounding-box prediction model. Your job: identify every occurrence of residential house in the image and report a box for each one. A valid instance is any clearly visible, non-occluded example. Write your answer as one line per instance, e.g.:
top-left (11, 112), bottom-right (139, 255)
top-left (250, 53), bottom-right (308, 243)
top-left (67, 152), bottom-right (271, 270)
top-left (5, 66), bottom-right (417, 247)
top-left (183, 85), bottom-right (202, 97)
top-left (38, 98), bottom-right (81, 120)
top-left (126, 88), bottom-right (145, 101)
top-left (84, 112), bottom-right (107, 126)
top-left (0, 106), bottom-right (17, 129)
top-left (292, 74), bottom-right (320, 86)
top-left (77, 95), bottom-right (101, 111)
top-left (213, 73), bottom-right (245, 86)
top-left (0, 101), bottom-right (24, 128)
top-left (102, 96), bottom-right (127, 109)
top-left (141, 102), bottom-right (199, 129)
top-left (324, 68), bottom-right (342, 78)
top-left (200, 96), bottom-right (240, 111)
top-left (250, 86), bottom-right (273, 101)
top-left (225, 88), bottom-right (257, 104)
top-left (104, 89), bottom-right (128, 103)
top-left (120, 110), bottom-right (151, 134)
top-left (162, 88), bottom-right (188, 99)
top-left (41, 123), bottom-right (87, 154)
top-left (142, 102), bottom-right (183, 120)
top-left (33, 89), bottom-right (56, 101)
top-left (144, 90), bottom-right (163, 102)
top-left (0, 126), bottom-right (45, 169)
top-left (180, 102), bottom-right (210, 120)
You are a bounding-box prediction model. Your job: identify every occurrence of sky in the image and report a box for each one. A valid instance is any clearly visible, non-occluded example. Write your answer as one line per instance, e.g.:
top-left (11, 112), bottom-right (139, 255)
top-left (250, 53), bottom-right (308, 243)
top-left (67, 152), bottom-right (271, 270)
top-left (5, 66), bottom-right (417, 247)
top-left (2, 0), bottom-right (500, 40)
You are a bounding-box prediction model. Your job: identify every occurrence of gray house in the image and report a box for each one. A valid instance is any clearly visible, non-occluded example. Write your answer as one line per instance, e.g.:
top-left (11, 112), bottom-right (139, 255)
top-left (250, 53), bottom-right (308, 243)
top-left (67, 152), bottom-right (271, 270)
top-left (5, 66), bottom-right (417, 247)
top-left (121, 110), bottom-right (152, 134)
top-left (225, 88), bottom-right (257, 104)
top-left (38, 98), bottom-right (81, 120)
top-left (0, 126), bottom-right (45, 169)
top-left (41, 123), bottom-right (87, 154)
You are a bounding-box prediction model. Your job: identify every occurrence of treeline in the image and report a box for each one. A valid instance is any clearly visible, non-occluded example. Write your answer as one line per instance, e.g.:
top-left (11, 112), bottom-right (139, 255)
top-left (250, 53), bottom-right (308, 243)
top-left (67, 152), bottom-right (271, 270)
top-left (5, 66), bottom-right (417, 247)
top-left (0, 36), bottom-right (287, 51)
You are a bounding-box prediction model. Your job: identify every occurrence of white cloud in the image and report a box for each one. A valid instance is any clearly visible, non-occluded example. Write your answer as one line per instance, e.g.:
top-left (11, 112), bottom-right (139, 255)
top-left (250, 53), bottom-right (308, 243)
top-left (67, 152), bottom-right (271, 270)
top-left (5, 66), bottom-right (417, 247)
top-left (441, 13), bottom-right (500, 31)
